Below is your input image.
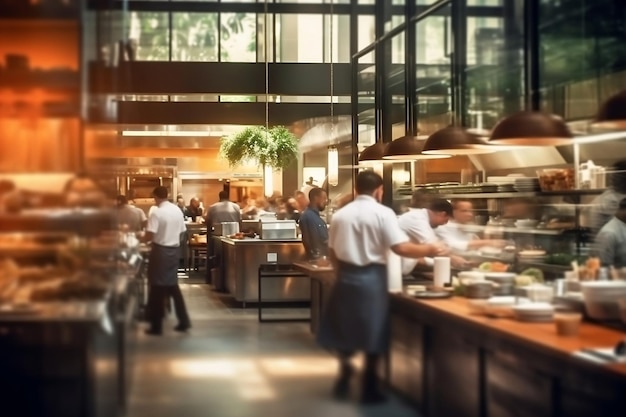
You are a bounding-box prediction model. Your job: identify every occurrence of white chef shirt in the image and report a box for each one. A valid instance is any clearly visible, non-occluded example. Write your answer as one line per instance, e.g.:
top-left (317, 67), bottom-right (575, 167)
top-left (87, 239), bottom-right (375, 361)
top-left (146, 200), bottom-right (187, 247)
top-left (436, 221), bottom-right (477, 252)
top-left (397, 208), bottom-right (440, 274)
top-left (329, 195), bottom-right (409, 266)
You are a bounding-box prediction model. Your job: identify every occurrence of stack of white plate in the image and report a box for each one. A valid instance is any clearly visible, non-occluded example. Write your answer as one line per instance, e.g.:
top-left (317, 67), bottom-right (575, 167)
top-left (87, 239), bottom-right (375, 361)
top-left (512, 302), bottom-right (555, 322)
top-left (581, 281), bottom-right (626, 320)
top-left (514, 177), bottom-right (541, 192)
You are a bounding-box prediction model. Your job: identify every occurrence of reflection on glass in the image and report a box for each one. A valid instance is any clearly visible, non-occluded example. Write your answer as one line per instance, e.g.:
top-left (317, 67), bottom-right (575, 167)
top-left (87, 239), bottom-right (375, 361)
top-left (129, 11), bottom-right (170, 61)
top-left (172, 13), bottom-right (218, 62)
top-left (357, 15), bottom-right (376, 57)
top-left (415, 5), bottom-right (452, 134)
top-left (357, 52), bottom-right (376, 149)
top-left (220, 13), bottom-right (256, 62)
top-left (387, 32), bottom-right (406, 140)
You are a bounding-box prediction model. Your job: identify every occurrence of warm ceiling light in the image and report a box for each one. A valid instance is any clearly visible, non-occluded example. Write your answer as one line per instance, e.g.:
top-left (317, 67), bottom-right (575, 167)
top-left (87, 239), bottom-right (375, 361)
top-left (383, 135), bottom-right (451, 160)
top-left (327, 146), bottom-right (339, 186)
top-left (594, 90), bottom-right (626, 130)
top-left (488, 111), bottom-right (573, 146)
top-left (422, 126), bottom-right (496, 155)
top-left (358, 143), bottom-right (388, 162)
top-left (121, 130), bottom-right (214, 137)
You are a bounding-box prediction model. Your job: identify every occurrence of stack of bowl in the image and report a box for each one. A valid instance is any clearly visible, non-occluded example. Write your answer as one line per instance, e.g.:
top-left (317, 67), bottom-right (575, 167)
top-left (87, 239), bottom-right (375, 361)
top-left (512, 302), bottom-right (555, 322)
top-left (581, 281), bottom-right (626, 320)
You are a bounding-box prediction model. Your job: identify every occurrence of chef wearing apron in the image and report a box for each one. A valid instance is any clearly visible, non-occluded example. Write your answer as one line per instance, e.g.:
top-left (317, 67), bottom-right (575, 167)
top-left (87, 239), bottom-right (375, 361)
top-left (143, 186), bottom-right (191, 335)
top-left (317, 171), bottom-right (447, 404)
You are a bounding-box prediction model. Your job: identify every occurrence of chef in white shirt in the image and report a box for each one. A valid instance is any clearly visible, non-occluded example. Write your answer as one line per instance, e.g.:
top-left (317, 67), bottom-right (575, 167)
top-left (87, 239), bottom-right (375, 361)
top-left (436, 199), bottom-right (506, 253)
top-left (398, 196), bottom-right (470, 274)
top-left (317, 171), bottom-right (447, 404)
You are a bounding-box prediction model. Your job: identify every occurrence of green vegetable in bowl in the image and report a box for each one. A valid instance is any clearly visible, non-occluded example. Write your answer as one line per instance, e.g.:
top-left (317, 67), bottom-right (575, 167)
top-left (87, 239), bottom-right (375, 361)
top-left (520, 268), bottom-right (544, 283)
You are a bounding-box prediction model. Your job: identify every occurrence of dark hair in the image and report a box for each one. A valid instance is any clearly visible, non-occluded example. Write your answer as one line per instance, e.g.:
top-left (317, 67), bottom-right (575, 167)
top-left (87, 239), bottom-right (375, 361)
top-left (428, 198), bottom-right (453, 217)
top-left (611, 160), bottom-right (626, 193)
top-left (356, 170), bottom-right (383, 194)
top-left (219, 191), bottom-right (229, 200)
top-left (308, 187), bottom-right (325, 201)
top-left (117, 194), bottom-right (128, 205)
top-left (152, 186), bottom-right (168, 199)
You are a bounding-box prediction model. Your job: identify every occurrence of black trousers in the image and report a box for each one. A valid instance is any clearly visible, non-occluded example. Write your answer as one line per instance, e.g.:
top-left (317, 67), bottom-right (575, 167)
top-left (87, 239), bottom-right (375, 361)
top-left (146, 284), bottom-right (191, 331)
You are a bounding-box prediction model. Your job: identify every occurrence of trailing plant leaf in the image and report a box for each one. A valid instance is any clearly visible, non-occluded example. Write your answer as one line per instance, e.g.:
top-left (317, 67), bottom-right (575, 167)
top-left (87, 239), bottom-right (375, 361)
top-left (219, 125), bottom-right (298, 169)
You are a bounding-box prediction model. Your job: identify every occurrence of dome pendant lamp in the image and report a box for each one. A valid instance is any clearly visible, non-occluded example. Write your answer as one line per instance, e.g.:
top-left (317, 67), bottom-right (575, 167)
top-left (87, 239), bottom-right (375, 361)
top-left (358, 142), bottom-right (388, 164)
top-left (382, 135), bottom-right (450, 160)
top-left (422, 126), bottom-right (495, 155)
top-left (488, 111), bottom-right (573, 146)
top-left (593, 90), bottom-right (626, 131)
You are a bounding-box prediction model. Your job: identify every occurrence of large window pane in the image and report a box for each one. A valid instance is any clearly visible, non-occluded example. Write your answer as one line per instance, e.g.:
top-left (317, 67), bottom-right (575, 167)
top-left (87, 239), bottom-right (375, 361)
top-left (276, 14), bottom-right (323, 63)
top-left (324, 14), bottom-right (350, 63)
top-left (357, 15), bottom-right (375, 63)
top-left (129, 11), bottom-right (170, 61)
top-left (172, 12), bottom-right (218, 62)
top-left (220, 13), bottom-right (257, 62)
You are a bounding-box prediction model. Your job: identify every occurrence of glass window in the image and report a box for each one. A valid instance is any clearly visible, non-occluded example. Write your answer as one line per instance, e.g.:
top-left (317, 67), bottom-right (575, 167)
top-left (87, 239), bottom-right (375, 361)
top-left (276, 14), bottom-right (323, 63)
top-left (275, 0), bottom-right (350, 3)
top-left (359, 0), bottom-right (375, 4)
top-left (128, 11), bottom-right (170, 61)
top-left (357, 15), bottom-right (376, 62)
top-left (324, 14), bottom-right (350, 63)
top-left (220, 13), bottom-right (257, 62)
top-left (172, 12), bottom-right (218, 62)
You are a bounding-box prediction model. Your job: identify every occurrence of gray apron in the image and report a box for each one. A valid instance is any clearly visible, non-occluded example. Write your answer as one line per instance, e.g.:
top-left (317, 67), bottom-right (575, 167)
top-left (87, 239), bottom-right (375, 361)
top-left (147, 243), bottom-right (180, 286)
top-left (316, 262), bottom-right (389, 354)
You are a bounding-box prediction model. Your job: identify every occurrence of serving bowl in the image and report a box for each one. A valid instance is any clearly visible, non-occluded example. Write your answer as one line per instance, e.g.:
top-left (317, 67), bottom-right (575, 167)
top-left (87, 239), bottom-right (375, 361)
top-left (515, 219), bottom-right (539, 229)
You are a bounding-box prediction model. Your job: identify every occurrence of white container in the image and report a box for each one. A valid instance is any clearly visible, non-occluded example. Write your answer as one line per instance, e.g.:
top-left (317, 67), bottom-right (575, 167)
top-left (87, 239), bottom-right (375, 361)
top-left (581, 281), bottom-right (626, 320)
top-left (433, 257), bottom-right (451, 287)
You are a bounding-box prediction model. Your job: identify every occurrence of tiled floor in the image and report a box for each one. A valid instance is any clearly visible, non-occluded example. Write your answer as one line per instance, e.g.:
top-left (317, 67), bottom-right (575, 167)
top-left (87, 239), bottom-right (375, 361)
top-left (127, 276), bottom-right (421, 417)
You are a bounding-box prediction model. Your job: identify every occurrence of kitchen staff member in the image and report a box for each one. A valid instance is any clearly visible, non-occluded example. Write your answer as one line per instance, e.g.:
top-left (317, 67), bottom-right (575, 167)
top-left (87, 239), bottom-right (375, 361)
top-left (398, 196), bottom-right (469, 274)
top-left (590, 159), bottom-right (626, 233)
top-left (436, 199), bottom-right (506, 253)
top-left (317, 171), bottom-right (447, 404)
top-left (143, 186), bottom-right (191, 335)
top-left (299, 187), bottom-right (328, 260)
top-left (595, 197), bottom-right (626, 268)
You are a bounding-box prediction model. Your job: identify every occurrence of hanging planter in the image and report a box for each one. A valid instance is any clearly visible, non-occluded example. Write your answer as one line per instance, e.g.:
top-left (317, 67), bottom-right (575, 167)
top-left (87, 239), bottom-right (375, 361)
top-left (219, 125), bottom-right (299, 169)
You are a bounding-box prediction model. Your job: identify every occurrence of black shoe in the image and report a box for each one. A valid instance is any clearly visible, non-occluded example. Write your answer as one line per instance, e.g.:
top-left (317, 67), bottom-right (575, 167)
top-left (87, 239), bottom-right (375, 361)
top-left (174, 324), bottom-right (191, 332)
top-left (144, 328), bottom-right (162, 336)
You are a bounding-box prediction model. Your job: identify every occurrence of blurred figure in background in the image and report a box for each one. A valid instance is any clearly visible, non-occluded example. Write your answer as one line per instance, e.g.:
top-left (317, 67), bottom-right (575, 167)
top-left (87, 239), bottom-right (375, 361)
top-left (436, 199), bottom-right (506, 253)
top-left (299, 187), bottom-right (328, 260)
top-left (595, 197), bottom-right (626, 268)
top-left (116, 194), bottom-right (144, 232)
top-left (184, 197), bottom-right (203, 222)
top-left (294, 190), bottom-right (309, 212)
top-left (176, 197), bottom-right (186, 213)
top-left (590, 159), bottom-right (626, 233)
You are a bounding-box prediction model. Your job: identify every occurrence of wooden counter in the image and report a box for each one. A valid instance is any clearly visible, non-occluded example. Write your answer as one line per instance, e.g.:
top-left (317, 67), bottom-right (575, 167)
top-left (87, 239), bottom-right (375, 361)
top-left (389, 293), bottom-right (626, 417)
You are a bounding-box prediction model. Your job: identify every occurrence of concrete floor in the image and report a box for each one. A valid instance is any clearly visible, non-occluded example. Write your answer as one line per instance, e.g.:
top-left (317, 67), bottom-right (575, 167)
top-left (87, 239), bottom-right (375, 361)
top-left (127, 277), bottom-right (422, 417)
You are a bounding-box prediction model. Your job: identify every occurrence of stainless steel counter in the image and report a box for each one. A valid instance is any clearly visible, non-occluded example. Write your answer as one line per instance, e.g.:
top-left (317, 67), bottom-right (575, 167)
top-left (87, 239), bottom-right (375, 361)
top-left (219, 237), bottom-right (308, 304)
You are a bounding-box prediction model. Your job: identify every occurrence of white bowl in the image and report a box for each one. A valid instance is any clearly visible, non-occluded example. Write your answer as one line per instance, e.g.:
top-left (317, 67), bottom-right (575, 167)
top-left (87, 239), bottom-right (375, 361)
top-left (485, 272), bottom-right (516, 283)
top-left (458, 270), bottom-right (485, 282)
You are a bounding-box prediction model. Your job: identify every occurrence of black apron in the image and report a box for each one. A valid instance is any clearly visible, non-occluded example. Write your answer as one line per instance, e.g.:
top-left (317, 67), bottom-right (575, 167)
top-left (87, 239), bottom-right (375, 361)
top-left (316, 261), bottom-right (389, 354)
top-left (147, 243), bottom-right (180, 286)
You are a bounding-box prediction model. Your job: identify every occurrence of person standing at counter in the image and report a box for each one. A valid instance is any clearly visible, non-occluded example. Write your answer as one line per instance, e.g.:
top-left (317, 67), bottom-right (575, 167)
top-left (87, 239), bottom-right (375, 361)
top-left (317, 171), bottom-right (447, 404)
top-left (595, 197), bottom-right (626, 269)
top-left (436, 199), bottom-right (506, 253)
top-left (299, 187), bottom-right (328, 260)
top-left (184, 197), bottom-right (203, 222)
top-left (116, 194), bottom-right (145, 232)
top-left (590, 159), bottom-right (626, 233)
top-left (143, 186), bottom-right (191, 335)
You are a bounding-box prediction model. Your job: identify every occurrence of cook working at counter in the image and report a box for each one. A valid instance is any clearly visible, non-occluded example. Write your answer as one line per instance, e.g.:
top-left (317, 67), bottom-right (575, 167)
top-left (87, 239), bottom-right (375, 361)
top-left (398, 195), bottom-right (471, 275)
top-left (595, 197), bottom-right (626, 269)
top-left (436, 199), bottom-right (507, 253)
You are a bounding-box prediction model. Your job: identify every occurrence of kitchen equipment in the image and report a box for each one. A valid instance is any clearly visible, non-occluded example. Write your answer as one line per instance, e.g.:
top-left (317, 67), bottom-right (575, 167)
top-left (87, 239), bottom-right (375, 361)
top-left (411, 290), bottom-right (452, 299)
top-left (485, 272), bottom-right (516, 295)
top-left (215, 222), bottom-right (240, 236)
top-left (465, 281), bottom-right (493, 299)
top-left (523, 284), bottom-right (554, 302)
top-left (458, 270), bottom-right (486, 284)
top-left (581, 281), bottom-right (626, 320)
top-left (434, 257), bottom-right (451, 287)
top-left (515, 219), bottom-right (539, 229)
top-left (259, 219), bottom-right (297, 240)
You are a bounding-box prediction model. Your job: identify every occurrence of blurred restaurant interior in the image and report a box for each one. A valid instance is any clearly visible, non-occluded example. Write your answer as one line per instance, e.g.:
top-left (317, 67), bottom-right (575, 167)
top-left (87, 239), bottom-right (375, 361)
top-left (1, 0), bottom-right (626, 416)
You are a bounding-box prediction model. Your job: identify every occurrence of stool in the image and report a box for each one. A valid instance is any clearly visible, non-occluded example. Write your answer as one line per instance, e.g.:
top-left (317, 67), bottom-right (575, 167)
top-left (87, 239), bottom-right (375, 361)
top-left (189, 243), bottom-right (208, 271)
top-left (258, 264), bottom-right (311, 323)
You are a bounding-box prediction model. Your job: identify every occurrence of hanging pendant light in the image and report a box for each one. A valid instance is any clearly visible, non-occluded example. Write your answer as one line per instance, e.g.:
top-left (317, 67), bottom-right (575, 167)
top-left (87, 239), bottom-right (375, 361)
top-left (383, 135), bottom-right (450, 160)
top-left (422, 126), bottom-right (496, 155)
top-left (358, 142), bottom-right (388, 163)
top-left (263, 164), bottom-right (273, 198)
top-left (593, 90), bottom-right (626, 130)
top-left (488, 111), bottom-right (573, 146)
top-left (327, 146), bottom-right (339, 186)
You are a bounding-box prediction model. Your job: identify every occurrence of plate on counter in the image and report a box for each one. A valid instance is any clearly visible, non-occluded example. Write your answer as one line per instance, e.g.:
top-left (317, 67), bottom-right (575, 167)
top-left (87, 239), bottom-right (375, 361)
top-left (411, 290), bottom-right (452, 299)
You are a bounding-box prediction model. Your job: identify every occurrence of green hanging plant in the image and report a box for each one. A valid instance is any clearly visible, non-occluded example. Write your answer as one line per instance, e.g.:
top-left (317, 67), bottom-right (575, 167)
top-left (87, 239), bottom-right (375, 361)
top-left (219, 125), bottom-right (299, 169)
